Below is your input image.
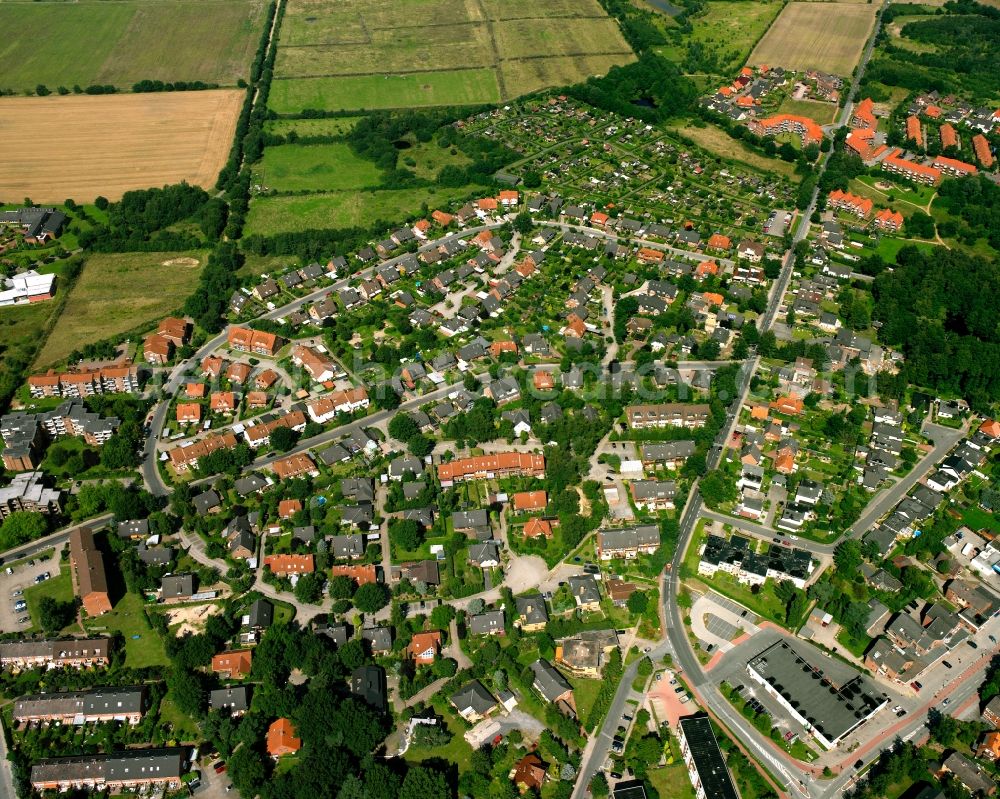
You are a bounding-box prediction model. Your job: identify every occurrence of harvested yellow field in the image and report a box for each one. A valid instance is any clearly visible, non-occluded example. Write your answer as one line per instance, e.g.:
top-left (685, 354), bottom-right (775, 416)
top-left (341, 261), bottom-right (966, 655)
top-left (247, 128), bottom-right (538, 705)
top-left (0, 91), bottom-right (243, 203)
top-left (749, 2), bottom-right (878, 76)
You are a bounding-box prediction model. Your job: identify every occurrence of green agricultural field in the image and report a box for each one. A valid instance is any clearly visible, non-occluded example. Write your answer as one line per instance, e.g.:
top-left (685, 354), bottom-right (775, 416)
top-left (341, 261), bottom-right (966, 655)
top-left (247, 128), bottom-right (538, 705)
top-left (656, 0), bottom-right (784, 76)
top-left (263, 117), bottom-right (362, 136)
top-left (272, 0), bottom-right (635, 112)
top-left (254, 143), bottom-right (382, 192)
top-left (245, 186), bottom-right (474, 236)
top-left (0, 0), bottom-right (267, 91)
top-left (36, 251), bottom-right (205, 368)
top-left (269, 70), bottom-right (502, 114)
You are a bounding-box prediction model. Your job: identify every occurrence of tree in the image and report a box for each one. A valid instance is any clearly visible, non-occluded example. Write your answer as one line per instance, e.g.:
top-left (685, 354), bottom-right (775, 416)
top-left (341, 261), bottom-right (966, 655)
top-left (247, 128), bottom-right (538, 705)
top-left (699, 470), bottom-right (736, 509)
top-left (834, 540), bottom-right (863, 575)
top-left (38, 596), bottom-right (76, 633)
top-left (0, 512), bottom-right (49, 550)
top-left (513, 211), bottom-right (533, 235)
top-left (390, 518), bottom-right (423, 552)
top-left (468, 597), bottom-right (486, 616)
top-left (432, 657), bottom-right (457, 678)
top-left (590, 772), bottom-right (609, 798)
top-left (329, 575), bottom-right (356, 600)
top-left (338, 639), bottom-right (366, 670)
top-left (400, 765), bottom-right (450, 799)
top-left (354, 582), bottom-right (390, 613)
top-left (388, 413), bottom-right (420, 442)
top-left (627, 591), bottom-right (649, 614)
top-left (636, 656), bottom-right (653, 677)
top-left (166, 667), bottom-right (208, 718)
top-left (374, 387), bottom-right (401, 411)
top-left (270, 425), bottom-right (297, 452)
top-left (928, 709), bottom-right (958, 746)
top-left (430, 604), bottom-right (455, 629)
top-left (407, 433), bottom-right (434, 457)
top-left (294, 572), bottom-right (324, 604)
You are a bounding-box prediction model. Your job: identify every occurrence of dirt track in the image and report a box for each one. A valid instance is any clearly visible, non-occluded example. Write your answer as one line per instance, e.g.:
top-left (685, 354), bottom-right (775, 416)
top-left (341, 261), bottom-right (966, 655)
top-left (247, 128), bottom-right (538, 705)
top-left (0, 90), bottom-right (243, 203)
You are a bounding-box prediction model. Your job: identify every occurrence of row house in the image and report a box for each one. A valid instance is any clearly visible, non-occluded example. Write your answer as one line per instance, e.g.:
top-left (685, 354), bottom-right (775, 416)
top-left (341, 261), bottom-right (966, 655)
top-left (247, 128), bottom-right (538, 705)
top-left (437, 452), bottom-right (545, 487)
top-left (31, 749), bottom-right (185, 794)
top-left (640, 441), bottom-right (696, 470)
top-left (626, 403), bottom-right (711, 430)
top-left (0, 637), bottom-right (110, 669)
top-left (596, 525), bottom-right (659, 560)
top-left (167, 431), bottom-right (238, 472)
top-left (244, 410), bottom-right (307, 448)
top-left (306, 386), bottom-right (369, 424)
top-left (629, 479), bottom-right (677, 511)
top-left (271, 453), bottom-right (319, 480)
top-left (14, 687), bottom-right (146, 725)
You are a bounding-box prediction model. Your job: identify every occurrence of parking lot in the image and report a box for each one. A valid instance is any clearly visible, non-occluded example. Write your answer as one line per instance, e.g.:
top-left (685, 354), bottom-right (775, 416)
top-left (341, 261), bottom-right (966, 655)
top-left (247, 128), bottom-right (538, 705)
top-left (0, 551), bottom-right (63, 632)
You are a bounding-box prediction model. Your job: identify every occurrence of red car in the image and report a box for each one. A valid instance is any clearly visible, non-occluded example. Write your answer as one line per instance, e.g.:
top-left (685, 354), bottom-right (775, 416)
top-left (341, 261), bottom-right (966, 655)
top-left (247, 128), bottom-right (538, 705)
top-left (910, 681), bottom-right (922, 692)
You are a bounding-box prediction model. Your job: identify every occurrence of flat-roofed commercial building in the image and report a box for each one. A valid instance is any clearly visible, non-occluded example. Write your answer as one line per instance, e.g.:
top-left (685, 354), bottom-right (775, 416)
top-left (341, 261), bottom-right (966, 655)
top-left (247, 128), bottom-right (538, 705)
top-left (746, 639), bottom-right (888, 749)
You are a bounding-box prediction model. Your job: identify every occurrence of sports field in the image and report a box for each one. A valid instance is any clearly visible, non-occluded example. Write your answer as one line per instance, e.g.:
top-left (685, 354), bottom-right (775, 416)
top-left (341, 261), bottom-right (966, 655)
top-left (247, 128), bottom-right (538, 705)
top-left (0, 91), bottom-right (243, 203)
top-left (0, 0), bottom-right (266, 91)
top-left (36, 252), bottom-right (205, 368)
top-left (245, 186), bottom-right (473, 236)
top-left (271, 0), bottom-right (634, 113)
top-left (254, 143), bottom-right (382, 192)
top-left (748, 2), bottom-right (877, 76)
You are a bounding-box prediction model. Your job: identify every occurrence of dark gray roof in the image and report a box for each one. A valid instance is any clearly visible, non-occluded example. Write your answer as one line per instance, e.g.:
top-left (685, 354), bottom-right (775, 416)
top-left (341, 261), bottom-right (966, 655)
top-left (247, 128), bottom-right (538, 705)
top-left (209, 685), bottom-right (250, 713)
top-left (530, 659), bottom-right (572, 702)
top-left (450, 680), bottom-right (496, 716)
top-left (351, 665), bottom-right (387, 713)
top-left (160, 574), bottom-right (195, 598)
top-left (469, 610), bottom-right (505, 635)
top-left (247, 599), bottom-right (273, 629)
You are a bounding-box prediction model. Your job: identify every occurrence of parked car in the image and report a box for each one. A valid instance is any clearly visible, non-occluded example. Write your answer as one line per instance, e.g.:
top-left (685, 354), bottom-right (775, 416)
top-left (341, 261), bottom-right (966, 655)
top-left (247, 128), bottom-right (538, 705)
top-left (910, 681), bottom-right (922, 691)
top-left (17, 616), bottom-right (29, 624)
top-left (942, 660), bottom-right (953, 669)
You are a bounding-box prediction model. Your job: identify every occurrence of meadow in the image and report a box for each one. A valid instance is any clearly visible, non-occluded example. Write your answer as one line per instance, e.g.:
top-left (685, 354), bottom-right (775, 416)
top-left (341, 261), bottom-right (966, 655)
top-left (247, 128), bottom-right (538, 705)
top-left (271, 0), bottom-right (633, 113)
top-left (269, 70), bottom-right (502, 114)
top-left (666, 122), bottom-right (799, 178)
top-left (36, 251), bottom-right (206, 367)
top-left (777, 97), bottom-right (839, 124)
top-left (749, 2), bottom-right (878, 76)
top-left (0, 91), bottom-right (243, 203)
top-left (245, 186), bottom-right (473, 236)
top-left (0, 0), bottom-right (266, 91)
top-left (655, 0), bottom-right (784, 76)
top-left (263, 117), bottom-right (362, 136)
top-left (254, 143), bottom-right (383, 192)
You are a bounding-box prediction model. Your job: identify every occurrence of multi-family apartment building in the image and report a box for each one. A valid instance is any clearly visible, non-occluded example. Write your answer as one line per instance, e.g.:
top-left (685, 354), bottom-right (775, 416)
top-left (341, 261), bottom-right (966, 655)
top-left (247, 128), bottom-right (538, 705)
top-left (0, 637), bottom-right (111, 669)
top-left (626, 403), bottom-right (711, 430)
top-left (28, 364), bottom-right (140, 398)
top-left (14, 687), bottom-right (146, 725)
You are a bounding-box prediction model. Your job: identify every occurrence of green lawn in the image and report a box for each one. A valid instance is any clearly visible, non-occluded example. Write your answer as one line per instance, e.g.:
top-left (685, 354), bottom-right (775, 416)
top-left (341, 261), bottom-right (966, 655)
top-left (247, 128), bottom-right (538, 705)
top-left (569, 676), bottom-right (603, 726)
top-left (246, 186), bottom-right (474, 236)
top-left (835, 627), bottom-right (872, 658)
top-left (158, 694), bottom-right (201, 741)
top-left (961, 506), bottom-right (1000, 535)
top-left (254, 143), bottom-right (382, 192)
top-left (405, 699), bottom-right (474, 773)
top-left (269, 69), bottom-right (501, 114)
top-left (83, 592), bottom-right (169, 668)
top-left (647, 764), bottom-right (697, 799)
